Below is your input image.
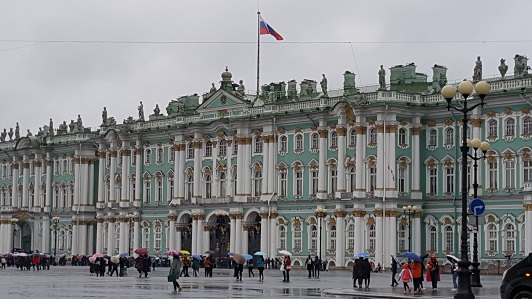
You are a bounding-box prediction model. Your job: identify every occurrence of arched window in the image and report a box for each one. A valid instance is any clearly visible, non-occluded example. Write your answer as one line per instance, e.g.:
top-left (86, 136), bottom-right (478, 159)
top-left (348, 166), bottom-right (356, 192)
top-left (169, 145), bottom-right (176, 163)
top-left (254, 136), bottom-right (263, 153)
top-left (523, 116), bottom-right (532, 135)
top-left (219, 172), bottom-right (227, 198)
top-left (218, 139), bottom-right (227, 157)
top-left (368, 224), bottom-right (376, 251)
top-left (398, 128), bottom-right (407, 145)
top-left (279, 225), bottom-right (286, 250)
top-left (279, 136), bottom-right (287, 152)
top-left (279, 172), bottom-right (287, 197)
top-left (294, 168), bottom-right (303, 197)
top-left (428, 225), bottom-right (437, 252)
top-left (524, 160), bottom-right (532, 183)
top-left (369, 128), bottom-right (377, 145)
top-left (253, 169), bottom-right (262, 197)
top-left (144, 177), bottom-right (151, 203)
top-left (428, 129), bottom-right (437, 146)
top-left (487, 223), bottom-right (498, 251)
top-left (349, 129), bottom-right (357, 146)
top-left (204, 141), bottom-right (212, 157)
top-left (311, 133), bottom-right (319, 150)
top-left (444, 225), bottom-right (454, 252)
top-left (488, 159), bottom-right (498, 189)
top-left (62, 160), bottom-right (68, 174)
top-left (117, 151), bottom-right (123, 168)
top-left (505, 118), bottom-right (515, 137)
top-left (330, 167), bottom-right (337, 194)
top-left (205, 174), bottom-right (212, 199)
top-left (504, 223), bottom-right (516, 252)
top-left (504, 159), bottom-right (515, 189)
top-left (444, 166), bottom-right (455, 194)
top-left (294, 134), bottom-right (303, 151)
top-left (293, 225), bottom-right (302, 250)
top-left (488, 119), bottom-right (498, 138)
top-left (186, 173), bottom-right (193, 200)
top-left (155, 175), bottom-right (163, 203)
top-left (310, 168), bottom-right (319, 196)
top-left (310, 224), bottom-right (318, 250)
top-left (142, 222), bottom-right (150, 249)
top-left (155, 147), bottom-right (163, 164)
top-left (154, 224), bottom-right (162, 250)
top-left (329, 224), bottom-right (336, 250)
top-left (346, 224), bottom-right (355, 251)
top-left (145, 148), bottom-right (152, 164)
top-left (445, 127), bottom-right (454, 146)
top-left (398, 224), bottom-right (407, 252)
top-left (187, 143), bottom-right (194, 159)
top-left (330, 131), bottom-right (338, 148)
top-left (368, 164), bottom-right (376, 192)
top-left (398, 166), bottom-right (407, 193)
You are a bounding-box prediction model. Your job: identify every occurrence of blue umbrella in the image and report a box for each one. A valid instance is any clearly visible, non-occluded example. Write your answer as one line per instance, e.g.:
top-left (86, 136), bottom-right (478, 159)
top-left (354, 252), bottom-right (373, 258)
top-left (227, 251), bottom-right (235, 257)
top-left (402, 252), bottom-right (422, 262)
top-left (191, 254), bottom-right (201, 260)
top-left (254, 251), bottom-right (267, 256)
top-left (243, 254), bottom-right (253, 260)
top-left (119, 252), bottom-right (128, 258)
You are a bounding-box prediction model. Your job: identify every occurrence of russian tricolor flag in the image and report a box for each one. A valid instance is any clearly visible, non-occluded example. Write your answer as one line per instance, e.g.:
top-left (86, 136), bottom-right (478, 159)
top-left (259, 16), bottom-right (283, 41)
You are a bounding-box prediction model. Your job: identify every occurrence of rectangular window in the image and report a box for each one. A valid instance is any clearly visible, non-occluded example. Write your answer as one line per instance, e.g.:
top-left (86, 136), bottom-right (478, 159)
top-left (429, 168), bottom-right (437, 194)
top-left (295, 171), bottom-right (303, 196)
top-left (330, 169), bottom-right (337, 193)
top-left (489, 161), bottom-right (498, 189)
top-left (369, 166), bottom-right (376, 192)
top-left (398, 167), bottom-right (406, 193)
top-left (144, 180), bottom-right (151, 203)
top-left (311, 170), bottom-right (319, 195)
top-left (505, 160), bottom-right (515, 188)
top-left (279, 173), bottom-right (287, 197)
top-left (523, 160), bottom-right (532, 183)
top-left (445, 167), bottom-right (454, 194)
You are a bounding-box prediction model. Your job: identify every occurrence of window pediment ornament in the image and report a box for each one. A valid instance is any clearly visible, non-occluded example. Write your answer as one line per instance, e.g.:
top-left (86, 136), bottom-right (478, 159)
top-left (293, 217), bottom-right (301, 227)
top-left (294, 128), bottom-right (302, 133)
top-left (143, 142), bottom-right (151, 148)
top-left (367, 157), bottom-right (376, 166)
top-left (487, 215), bottom-right (496, 223)
top-left (523, 149), bottom-right (531, 161)
top-left (444, 218), bottom-right (452, 225)
top-left (426, 120), bottom-right (436, 127)
top-left (367, 119), bottom-right (375, 126)
top-left (427, 159), bottom-right (437, 168)
top-left (253, 163), bottom-right (262, 170)
top-left (278, 127), bottom-right (286, 134)
top-left (186, 136), bottom-right (193, 142)
top-left (329, 123), bottom-right (336, 130)
top-left (487, 111), bottom-right (496, 118)
top-left (504, 108), bottom-right (513, 115)
top-left (203, 134), bottom-right (211, 141)
top-left (443, 159), bottom-right (454, 167)
top-left (443, 118), bottom-right (453, 126)
top-left (310, 124), bottom-right (317, 131)
top-left (523, 107), bottom-right (530, 115)
top-left (400, 119), bottom-right (408, 126)
top-left (487, 153), bottom-right (497, 162)
top-left (254, 129), bottom-right (262, 136)
top-left (310, 162), bottom-right (318, 170)
top-left (504, 152), bottom-right (515, 160)
top-left (217, 130), bottom-right (226, 138)
top-left (309, 217), bottom-right (317, 225)
top-left (366, 217), bottom-right (375, 225)
top-left (328, 217), bottom-right (336, 226)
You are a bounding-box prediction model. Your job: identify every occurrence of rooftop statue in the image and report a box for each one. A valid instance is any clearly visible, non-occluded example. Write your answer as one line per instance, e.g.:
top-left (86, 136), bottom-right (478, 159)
top-left (49, 118), bottom-right (54, 136)
top-left (514, 54), bottom-right (529, 78)
top-left (320, 74), bottom-right (328, 97)
top-left (237, 80), bottom-right (245, 96)
top-left (138, 101), bottom-right (145, 121)
top-left (154, 104), bottom-right (161, 116)
top-left (8, 128), bottom-right (13, 141)
top-left (59, 121), bottom-right (68, 135)
top-left (378, 65), bottom-right (386, 90)
top-left (26, 129), bottom-right (32, 137)
top-left (499, 59), bottom-right (508, 79)
top-left (69, 120), bottom-right (75, 133)
top-left (473, 56), bottom-right (482, 81)
top-left (102, 107), bottom-right (108, 124)
top-left (15, 122), bottom-right (20, 139)
top-left (37, 127), bottom-right (44, 136)
top-left (0, 129), bottom-right (6, 142)
top-left (210, 83), bottom-right (217, 94)
top-left (77, 114), bottom-right (83, 130)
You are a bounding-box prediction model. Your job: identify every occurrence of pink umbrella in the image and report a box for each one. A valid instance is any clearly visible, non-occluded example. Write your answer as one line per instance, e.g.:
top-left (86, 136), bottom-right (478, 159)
top-left (134, 248), bottom-right (148, 255)
top-left (88, 256), bottom-right (97, 264)
top-left (92, 253), bottom-right (104, 258)
top-left (166, 250), bottom-right (180, 256)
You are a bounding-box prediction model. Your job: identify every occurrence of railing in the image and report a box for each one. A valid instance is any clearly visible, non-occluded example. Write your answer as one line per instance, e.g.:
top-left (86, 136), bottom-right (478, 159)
top-left (197, 197), bottom-right (234, 205)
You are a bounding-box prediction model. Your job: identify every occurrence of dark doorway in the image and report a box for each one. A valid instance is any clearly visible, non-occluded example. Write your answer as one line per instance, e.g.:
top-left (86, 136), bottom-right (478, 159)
top-left (181, 217), bottom-right (192, 252)
top-left (20, 221), bottom-right (32, 251)
top-left (210, 215), bottom-right (230, 258)
top-left (247, 213), bottom-right (261, 255)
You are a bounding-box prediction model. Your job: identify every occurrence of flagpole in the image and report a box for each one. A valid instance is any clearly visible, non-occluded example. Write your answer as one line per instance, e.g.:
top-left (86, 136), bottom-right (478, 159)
top-left (256, 11), bottom-right (261, 100)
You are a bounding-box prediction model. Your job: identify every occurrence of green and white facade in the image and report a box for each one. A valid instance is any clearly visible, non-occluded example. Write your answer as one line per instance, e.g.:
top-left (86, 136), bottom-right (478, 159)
top-left (1, 61), bottom-right (532, 268)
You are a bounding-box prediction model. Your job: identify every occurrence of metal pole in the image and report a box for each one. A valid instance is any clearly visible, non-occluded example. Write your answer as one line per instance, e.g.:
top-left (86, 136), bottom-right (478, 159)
top-left (256, 11), bottom-right (261, 99)
top-left (12, 224), bottom-right (15, 251)
top-left (319, 217), bottom-right (322, 259)
top-left (408, 212), bottom-right (412, 252)
top-left (471, 149), bottom-right (482, 287)
top-left (54, 225), bottom-right (58, 257)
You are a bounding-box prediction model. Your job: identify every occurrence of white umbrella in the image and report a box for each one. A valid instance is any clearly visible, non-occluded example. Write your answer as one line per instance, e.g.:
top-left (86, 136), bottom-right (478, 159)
top-left (278, 250), bottom-right (292, 256)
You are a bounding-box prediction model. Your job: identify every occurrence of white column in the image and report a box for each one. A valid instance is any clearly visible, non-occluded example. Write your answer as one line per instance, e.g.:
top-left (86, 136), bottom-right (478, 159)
top-left (411, 124), bottom-right (422, 199)
top-left (96, 214), bottom-right (103, 253)
top-left (87, 223), bottom-right (94, 255)
top-left (229, 216), bottom-right (236, 253)
top-left (97, 148), bottom-right (105, 208)
top-left (242, 226), bottom-right (249, 254)
top-left (11, 160), bottom-right (19, 209)
top-left (176, 226), bottom-right (182, 251)
top-left (73, 159), bottom-right (80, 209)
top-left (135, 146), bottom-right (142, 206)
top-left (79, 223), bottom-right (87, 255)
top-left (269, 213), bottom-right (277, 257)
top-left (268, 138), bottom-right (275, 195)
top-left (413, 214), bottom-right (421, 254)
top-left (172, 145), bottom-right (179, 202)
top-left (337, 127), bottom-right (347, 195)
top-left (212, 143), bottom-right (218, 198)
top-left (196, 215), bottom-right (204, 254)
top-left (45, 157), bottom-right (52, 212)
top-left (226, 141), bottom-right (233, 197)
top-left (34, 156), bottom-right (42, 211)
top-left (389, 211), bottom-right (397, 264)
top-left (203, 223), bottom-right (210, 254)
top-left (109, 150), bottom-right (117, 206)
top-left (177, 145), bottom-right (185, 200)
top-left (21, 156), bottom-right (29, 209)
top-left (236, 138), bottom-right (243, 199)
top-left (262, 138), bottom-right (270, 198)
top-left (375, 209), bottom-right (383, 266)
top-left (42, 216), bottom-right (50, 254)
top-left (89, 162), bottom-right (95, 207)
top-left (120, 148), bottom-right (130, 207)
top-left (119, 215), bottom-right (127, 254)
top-left (260, 212), bottom-right (269, 253)
top-left (354, 212), bottom-right (364, 254)
top-left (169, 214), bottom-right (176, 251)
top-left (71, 215), bottom-right (78, 255)
top-left (133, 219), bottom-right (140, 254)
top-left (244, 138), bottom-right (251, 197)
top-left (235, 215), bottom-right (242, 253)
top-left (193, 141), bottom-right (202, 203)
top-left (106, 217), bottom-right (115, 255)
top-left (191, 217), bottom-right (198, 254)
top-left (335, 211), bottom-right (346, 267)
top-left (83, 163), bottom-right (90, 206)
top-left (317, 128), bottom-right (328, 199)
top-left (376, 125), bottom-right (385, 198)
top-left (387, 125), bottom-right (398, 198)
top-left (526, 208), bottom-right (532, 253)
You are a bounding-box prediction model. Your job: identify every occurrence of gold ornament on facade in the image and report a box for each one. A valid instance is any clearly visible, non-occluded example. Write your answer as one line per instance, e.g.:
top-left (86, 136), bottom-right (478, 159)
top-left (374, 209), bottom-right (383, 217)
top-left (327, 217), bottom-right (336, 226)
top-left (504, 108), bottom-right (513, 115)
top-left (376, 124), bottom-right (384, 133)
top-left (443, 118), bottom-right (453, 126)
top-left (217, 130), bottom-right (226, 138)
top-left (487, 215), bottom-right (495, 222)
top-left (309, 217), bottom-right (317, 224)
top-left (294, 127), bottom-right (302, 133)
top-left (411, 127), bottom-right (421, 135)
top-left (318, 129), bottom-right (328, 138)
top-left (293, 217), bottom-right (301, 227)
top-left (504, 152), bottom-right (514, 160)
top-left (522, 149), bottom-right (531, 161)
top-left (329, 123), bottom-right (336, 130)
top-left (399, 218), bottom-right (408, 225)
top-left (522, 107), bottom-right (530, 115)
top-left (203, 134), bottom-right (211, 141)
top-left (426, 120), bottom-right (436, 127)
top-left (414, 211), bottom-right (423, 218)
top-left (470, 118), bottom-right (483, 128)
top-left (368, 157), bottom-right (376, 166)
top-left (366, 217), bottom-right (375, 225)
top-left (337, 127), bottom-right (347, 136)
top-left (259, 212), bottom-right (269, 218)
top-left (354, 126), bottom-right (366, 134)
top-left (254, 129), bottom-right (262, 136)
top-left (270, 212), bottom-right (279, 219)
top-left (310, 124), bottom-right (318, 131)
top-left (217, 109), bottom-right (227, 118)
top-left (523, 204), bottom-right (532, 211)
top-left (186, 135), bottom-right (193, 142)
top-left (400, 119), bottom-right (409, 126)
top-left (168, 215), bottom-right (177, 221)
top-left (344, 102), bottom-right (355, 123)
top-left (386, 125), bottom-right (397, 133)
top-left (278, 127), bottom-right (286, 134)
top-left (486, 111), bottom-right (496, 118)
top-left (444, 218), bottom-right (451, 225)
top-left (367, 119), bottom-right (375, 126)
top-left (334, 210), bottom-right (346, 218)
top-left (107, 217), bottom-right (116, 223)
top-left (443, 159), bottom-right (453, 167)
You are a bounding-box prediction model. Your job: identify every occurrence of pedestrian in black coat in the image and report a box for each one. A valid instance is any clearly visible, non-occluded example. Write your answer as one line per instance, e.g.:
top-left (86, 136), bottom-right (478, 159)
top-left (362, 258), bottom-right (371, 290)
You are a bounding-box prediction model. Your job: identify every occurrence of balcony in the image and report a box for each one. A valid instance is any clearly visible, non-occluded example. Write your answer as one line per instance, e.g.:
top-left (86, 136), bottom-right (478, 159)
top-left (197, 197), bottom-right (234, 205)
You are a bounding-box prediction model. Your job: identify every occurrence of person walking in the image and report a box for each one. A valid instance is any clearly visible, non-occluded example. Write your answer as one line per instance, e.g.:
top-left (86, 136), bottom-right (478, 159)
top-left (411, 260), bottom-right (423, 294)
top-left (313, 256), bottom-right (321, 279)
top-left (109, 260), bottom-right (119, 277)
top-left (354, 257), bottom-right (364, 288)
top-left (1, 256), bottom-right (6, 269)
top-left (257, 256), bottom-right (265, 281)
top-left (204, 257), bottom-right (212, 277)
top-left (426, 254), bottom-right (440, 292)
top-left (237, 263), bottom-right (243, 281)
top-left (451, 260), bottom-right (458, 291)
top-left (390, 258), bottom-right (399, 287)
top-left (142, 254), bottom-right (151, 277)
top-left (362, 258), bottom-right (371, 290)
top-left (169, 254), bottom-right (183, 294)
top-left (247, 259), bottom-right (255, 277)
top-left (305, 255), bottom-right (313, 278)
top-left (283, 256), bottom-right (291, 283)
top-left (397, 263), bottom-right (413, 294)
top-left (192, 257), bottom-right (200, 277)
top-left (180, 255), bottom-right (190, 277)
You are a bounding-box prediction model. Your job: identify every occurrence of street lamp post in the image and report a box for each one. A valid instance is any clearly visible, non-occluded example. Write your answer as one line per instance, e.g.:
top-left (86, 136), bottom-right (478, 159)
top-left (126, 214), bottom-right (135, 256)
top-left (10, 218), bottom-right (18, 251)
top-left (52, 216), bottom-right (60, 258)
top-left (442, 80), bottom-right (490, 299)
top-left (402, 205), bottom-right (417, 252)
top-left (314, 208), bottom-right (328, 259)
top-left (467, 138), bottom-right (489, 287)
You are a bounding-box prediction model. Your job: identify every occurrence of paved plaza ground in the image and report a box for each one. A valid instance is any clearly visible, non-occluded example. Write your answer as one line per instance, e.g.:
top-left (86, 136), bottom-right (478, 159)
top-left (0, 266), bottom-right (503, 298)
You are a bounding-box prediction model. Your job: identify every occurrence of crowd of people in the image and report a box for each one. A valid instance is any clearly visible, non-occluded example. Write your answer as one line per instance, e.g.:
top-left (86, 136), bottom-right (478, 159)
top-left (390, 253), bottom-right (441, 294)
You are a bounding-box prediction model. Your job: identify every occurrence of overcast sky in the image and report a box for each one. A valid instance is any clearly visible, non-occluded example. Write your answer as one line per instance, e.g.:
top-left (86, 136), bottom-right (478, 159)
top-left (1, 0), bottom-right (531, 134)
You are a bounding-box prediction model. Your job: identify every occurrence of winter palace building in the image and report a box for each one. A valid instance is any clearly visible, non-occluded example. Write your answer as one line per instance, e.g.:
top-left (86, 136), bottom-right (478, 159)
top-left (1, 57), bottom-right (532, 269)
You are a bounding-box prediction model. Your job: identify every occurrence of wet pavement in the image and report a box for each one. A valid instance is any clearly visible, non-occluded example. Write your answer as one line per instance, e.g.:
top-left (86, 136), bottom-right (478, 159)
top-left (0, 266), bottom-right (502, 298)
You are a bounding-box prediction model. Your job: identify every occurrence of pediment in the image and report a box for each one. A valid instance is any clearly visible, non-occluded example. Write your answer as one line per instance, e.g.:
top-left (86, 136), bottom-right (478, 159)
top-left (196, 90), bottom-right (251, 113)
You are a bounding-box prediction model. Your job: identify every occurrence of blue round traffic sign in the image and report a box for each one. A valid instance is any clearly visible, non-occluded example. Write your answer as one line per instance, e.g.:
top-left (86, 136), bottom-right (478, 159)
top-left (470, 198), bottom-right (485, 216)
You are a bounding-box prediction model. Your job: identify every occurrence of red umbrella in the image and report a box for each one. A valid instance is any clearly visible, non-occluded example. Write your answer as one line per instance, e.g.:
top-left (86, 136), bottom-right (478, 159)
top-left (134, 248), bottom-right (148, 255)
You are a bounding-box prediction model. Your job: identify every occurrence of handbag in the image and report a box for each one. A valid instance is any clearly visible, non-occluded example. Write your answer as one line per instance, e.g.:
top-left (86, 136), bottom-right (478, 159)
top-left (167, 273), bottom-right (177, 282)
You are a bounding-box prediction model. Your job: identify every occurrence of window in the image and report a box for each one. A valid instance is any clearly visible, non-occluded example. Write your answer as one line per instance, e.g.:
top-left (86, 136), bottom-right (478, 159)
top-left (428, 226), bottom-right (437, 252)
top-left (187, 143), bottom-right (194, 159)
top-left (330, 168), bottom-right (337, 193)
top-left (311, 133), bottom-right (319, 150)
top-left (347, 224), bottom-right (355, 250)
top-left (428, 167), bottom-right (437, 194)
top-left (523, 160), bottom-right (532, 183)
top-left (130, 176), bottom-right (136, 202)
top-left (487, 223), bottom-right (498, 251)
top-left (398, 128), bottom-right (407, 145)
top-left (523, 116), bottom-right (532, 135)
top-left (329, 225), bottom-right (336, 250)
top-left (169, 145), bottom-right (176, 163)
top-left (53, 186), bottom-right (59, 208)
top-left (428, 129), bottom-right (437, 147)
top-left (310, 169), bottom-right (319, 195)
top-left (369, 128), bottom-right (377, 144)
top-left (398, 224), bottom-right (407, 252)
top-left (117, 151), bottom-right (122, 168)
top-left (186, 174), bottom-right (193, 200)
top-left (488, 119), bottom-right (498, 138)
top-left (295, 134), bottom-right (303, 152)
top-left (168, 176), bottom-right (174, 201)
top-left (368, 224), bottom-right (376, 251)
top-left (254, 136), bottom-right (263, 153)
top-left (445, 167), bottom-right (454, 194)
top-left (62, 160), bottom-right (68, 174)
top-left (505, 160), bottom-right (515, 189)
top-left (30, 162), bottom-right (35, 176)
top-left (368, 164), bottom-right (376, 192)
top-left (204, 141), bottom-right (212, 157)
top-left (329, 131), bottom-right (338, 148)
top-left (142, 223), bottom-right (150, 249)
top-left (505, 223), bottom-right (516, 252)
top-left (132, 152), bottom-right (137, 166)
top-left (488, 159), bottom-right (498, 189)
top-left (348, 166), bottom-right (356, 192)
top-left (293, 225), bottom-right (302, 250)
top-left (205, 174), bottom-right (212, 199)
top-left (444, 226), bottom-right (454, 252)
top-left (349, 129), bottom-right (357, 146)
top-left (154, 224), bottom-right (162, 250)
top-left (219, 172), bottom-right (227, 197)
top-left (145, 148), bottom-right (152, 164)
top-left (219, 139), bottom-right (227, 157)
top-left (294, 169), bottom-right (303, 197)
top-left (310, 224), bottom-right (318, 250)
top-left (279, 136), bottom-right (287, 152)
top-left (398, 167), bottom-right (406, 193)
top-left (144, 179), bottom-right (151, 203)
top-left (252, 169), bottom-right (262, 197)
top-left (279, 225), bottom-right (286, 250)
top-left (279, 172), bottom-right (287, 197)
top-left (233, 140), bottom-right (238, 155)
top-left (445, 128), bottom-right (454, 146)
top-left (232, 171), bottom-right (237, 197)
top-left (155, 176), bottom-right (163, 203)
top-left (505, 118), bottom-right (515, 137)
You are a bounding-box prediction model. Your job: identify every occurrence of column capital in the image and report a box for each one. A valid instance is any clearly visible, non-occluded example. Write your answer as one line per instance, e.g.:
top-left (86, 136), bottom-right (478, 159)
top-left (168, 215), bottom-right (177, 221)
top-left (318, 129), bottom-right (328, 138)
top-left (269, 212), bottom-right (279, 219)
top-left (470, 118), bottom-right (483, 128)
top-left (354, 126), bottom-right (367, 134)
top-left (337, 127), bottom-right (347, 136)
top-left (259, 212), bottom-right (269, 218)
top-left (524, 204), bottom-right (532, 211)
top-left (412, 127), bottom-right (422, 135)
top-left (374, 209), bottom-right (383, 217)
top-left (352, 210), bottom-right (366, 217)
top-left (413, 211), bottom-right (423, 218)
top-left (334, 210), bottom-right (346, 218)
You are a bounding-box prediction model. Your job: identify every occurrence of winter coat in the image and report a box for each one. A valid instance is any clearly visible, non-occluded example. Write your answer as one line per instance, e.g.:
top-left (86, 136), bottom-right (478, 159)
top-left (398, 268), bottom-right (413, 283)
top-left (426, 258), bottom-right (441, 281)
top-left (362, 259), bottom-right (371, 279)
top-left (411, 261), bottom-right (422, 278)
top-left (170, 258), bottom-right (181, 279)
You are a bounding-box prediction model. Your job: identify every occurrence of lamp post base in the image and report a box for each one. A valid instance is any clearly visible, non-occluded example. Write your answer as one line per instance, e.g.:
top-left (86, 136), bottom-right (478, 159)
top-left (470, 261), bottom-right (482, 287)
top-left (455, 259), bottom-right (475, 299)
